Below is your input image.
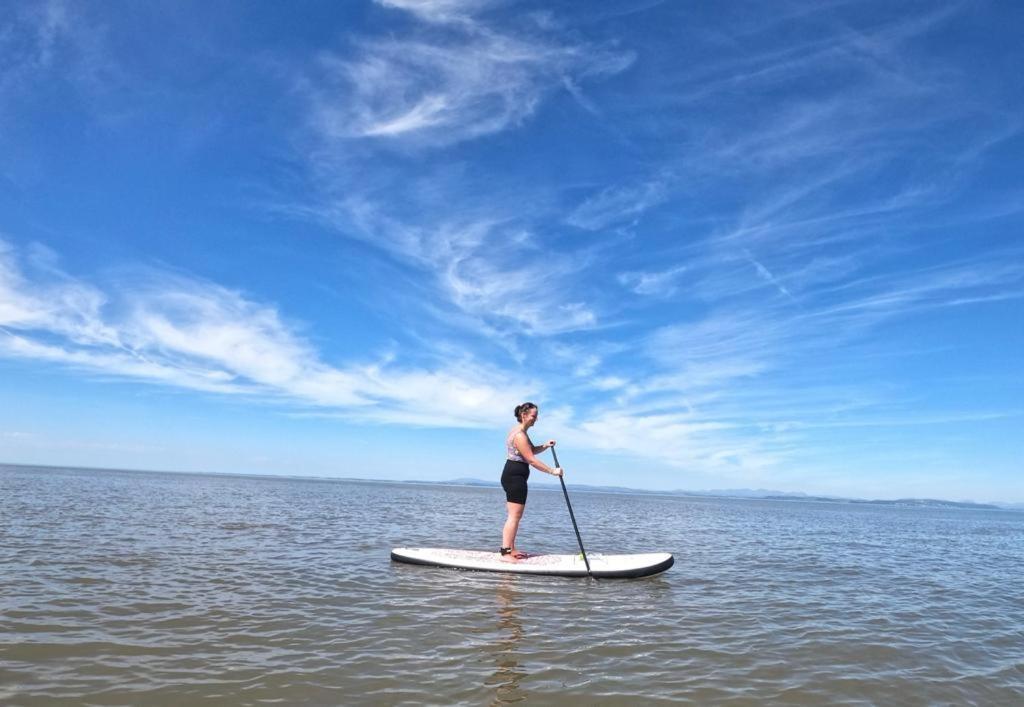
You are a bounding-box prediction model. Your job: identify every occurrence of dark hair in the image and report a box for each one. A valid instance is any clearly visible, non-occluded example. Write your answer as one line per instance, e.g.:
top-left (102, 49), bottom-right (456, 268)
top-left (514, 402), bottom-right (537, 422)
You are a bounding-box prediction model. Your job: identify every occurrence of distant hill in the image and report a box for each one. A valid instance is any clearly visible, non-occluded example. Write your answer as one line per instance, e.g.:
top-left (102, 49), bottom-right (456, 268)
top-left (434, 478), bottom-right (1003, 510)
top-left (441, 477), bottom-right (500, 487)
top-left (758, 495), bottom-right (999, 510)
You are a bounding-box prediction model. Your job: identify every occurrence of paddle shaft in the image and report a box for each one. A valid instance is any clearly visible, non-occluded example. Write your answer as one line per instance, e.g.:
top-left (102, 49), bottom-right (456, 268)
top-left (551, 447), bottom-right (593, 577)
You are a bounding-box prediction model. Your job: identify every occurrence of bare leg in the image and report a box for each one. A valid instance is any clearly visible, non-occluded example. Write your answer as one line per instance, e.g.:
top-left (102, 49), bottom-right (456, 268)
top-left (501, 502), bottom-right (525, 562)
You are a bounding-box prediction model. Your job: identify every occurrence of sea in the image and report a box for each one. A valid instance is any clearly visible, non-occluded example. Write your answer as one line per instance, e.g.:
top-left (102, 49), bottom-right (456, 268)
top-left (2, 463), bottom-right (1022, 705)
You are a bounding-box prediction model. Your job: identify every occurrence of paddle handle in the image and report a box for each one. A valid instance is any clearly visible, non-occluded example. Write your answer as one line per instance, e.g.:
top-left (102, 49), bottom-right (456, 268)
top-left (551, 447), bottom-right (593, 577)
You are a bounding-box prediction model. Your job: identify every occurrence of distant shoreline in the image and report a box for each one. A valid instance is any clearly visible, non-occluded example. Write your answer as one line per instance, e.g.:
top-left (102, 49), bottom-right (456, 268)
top-left (3, 460), bottom-right (1018, 510)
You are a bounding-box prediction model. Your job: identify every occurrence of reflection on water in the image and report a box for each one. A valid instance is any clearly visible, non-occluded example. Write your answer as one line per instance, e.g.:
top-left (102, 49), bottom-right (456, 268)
top-left (485, 575), bottom-right (527, 704)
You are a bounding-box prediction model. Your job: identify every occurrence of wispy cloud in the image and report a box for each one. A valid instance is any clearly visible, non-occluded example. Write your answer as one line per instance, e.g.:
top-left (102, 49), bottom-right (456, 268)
top-left (442, 249), bottom-right (598, 335)
top-left (545, 247), bottom-right (1024, 476)
top-left (312, 197), bottom-right (599, 336)
top-left (561, 407), bottom-right (790, 481)
top-left (666, 2), bottom-right (962, 106)
top-left (375, 0), bottom-right (501, 25)
top-left (745, 251), bottom-right (795, 300)
top-left (2, 1), bottom-right (71, 84)
top-left (566, 176), bottom-right (670, 231)
top-left (651, 255), bottom-right (1024, 368)
top-left (0, 239), bottom-right (531, 428)
top-left (0, 0), bottom-right (118, 105)
top-left (290, 3), bottom-right (637, 341)
top-left (308, 4), bottom-right (633, 148)
top-left (617, 264), bottom-right (688, 297)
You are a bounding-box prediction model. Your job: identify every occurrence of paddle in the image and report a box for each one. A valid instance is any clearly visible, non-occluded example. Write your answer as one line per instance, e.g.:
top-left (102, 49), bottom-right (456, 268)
top-left (551, 446), bottom-right (593, 578)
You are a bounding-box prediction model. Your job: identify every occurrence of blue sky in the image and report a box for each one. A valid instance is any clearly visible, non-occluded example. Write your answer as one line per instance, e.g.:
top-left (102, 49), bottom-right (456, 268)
top-left (1, 0), bottom-right (1022, 502)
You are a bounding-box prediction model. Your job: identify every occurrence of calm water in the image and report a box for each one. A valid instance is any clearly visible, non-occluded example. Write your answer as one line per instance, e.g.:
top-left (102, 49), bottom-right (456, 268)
top-left (2, 464), bottom-right (1023, 705)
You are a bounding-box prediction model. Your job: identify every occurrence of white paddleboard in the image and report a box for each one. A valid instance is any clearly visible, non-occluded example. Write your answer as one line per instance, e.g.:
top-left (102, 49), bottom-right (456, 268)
top-left (391, 547), bottom-right (673, 578)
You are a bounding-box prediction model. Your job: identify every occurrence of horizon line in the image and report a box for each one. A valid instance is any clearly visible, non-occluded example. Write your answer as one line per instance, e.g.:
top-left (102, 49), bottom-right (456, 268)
top-left (2, 460), bottom-right (1019, 509)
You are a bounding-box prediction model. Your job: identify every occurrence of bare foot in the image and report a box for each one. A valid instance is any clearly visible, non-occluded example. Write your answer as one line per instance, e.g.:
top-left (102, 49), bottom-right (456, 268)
top-left (499, 553), bottom-right (519, 563)
top-left (511, 549), bottom-right (529, 559)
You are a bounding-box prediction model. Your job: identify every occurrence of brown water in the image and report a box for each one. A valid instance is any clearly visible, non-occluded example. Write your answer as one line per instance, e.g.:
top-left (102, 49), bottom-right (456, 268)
top-left (2, 464), bottom-right (1023, 705)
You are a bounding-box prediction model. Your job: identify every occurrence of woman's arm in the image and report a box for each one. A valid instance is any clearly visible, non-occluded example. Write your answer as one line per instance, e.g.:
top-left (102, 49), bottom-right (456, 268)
top-left (513, 432), bottom-right (561, 475)
top-left (531, 439), bottom-right (555, 454)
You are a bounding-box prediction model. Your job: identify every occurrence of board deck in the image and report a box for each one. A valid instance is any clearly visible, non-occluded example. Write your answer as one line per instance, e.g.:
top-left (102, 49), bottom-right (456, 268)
top-left (391, 547), bottom-right (673, 578)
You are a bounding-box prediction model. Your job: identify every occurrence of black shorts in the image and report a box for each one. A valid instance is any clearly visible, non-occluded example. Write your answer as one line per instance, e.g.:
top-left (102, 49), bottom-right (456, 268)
top-left (501, 460), bottom-right (530, 504)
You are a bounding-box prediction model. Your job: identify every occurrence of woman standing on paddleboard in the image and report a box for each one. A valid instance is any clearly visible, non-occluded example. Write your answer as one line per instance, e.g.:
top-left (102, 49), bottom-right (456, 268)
top-left (501, 402), bottom-right (563, 562)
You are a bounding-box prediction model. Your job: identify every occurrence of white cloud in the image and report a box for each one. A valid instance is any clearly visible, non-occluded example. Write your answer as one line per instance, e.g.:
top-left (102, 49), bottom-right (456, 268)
top-left (541, 247), bottom-right (1024, 478)
top-left (375, 0), bottom-right (501, 25)
top-left (618, 264), bottom-right (688, 297)
top-left (561, 408), bottom-right (786, 479)
top-left (288, 4), bottom-right (638, 342)
top-left (567, 178), bottom-right (670, 231)
top-left (745, 251), bottom-right (794, 300)
top-left (0, 239), bottom-right (532, 428)
top-left (442, 250), bottom-right (597, 335)
top-left (306, 193), bottom-right (600, 336)
top-left (592, 376), bottom-right (628, 391)
top-left (308, 8), bottom-right (632, 148)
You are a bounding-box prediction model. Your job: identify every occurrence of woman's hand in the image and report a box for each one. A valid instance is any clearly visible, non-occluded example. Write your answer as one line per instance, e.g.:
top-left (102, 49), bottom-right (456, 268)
top-left (546, 439), bottom-right (557, 449)
top-left (552, 467), bottom-right (564, 477)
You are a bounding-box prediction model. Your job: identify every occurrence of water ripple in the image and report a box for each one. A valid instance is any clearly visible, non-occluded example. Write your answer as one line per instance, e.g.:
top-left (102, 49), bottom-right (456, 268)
top-left (3, 465), bottom-right (1023, 704)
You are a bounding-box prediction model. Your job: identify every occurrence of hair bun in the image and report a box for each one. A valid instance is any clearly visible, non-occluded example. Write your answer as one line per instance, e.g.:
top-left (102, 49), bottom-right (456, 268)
top-left (514, 402), bottom-right (536, 422)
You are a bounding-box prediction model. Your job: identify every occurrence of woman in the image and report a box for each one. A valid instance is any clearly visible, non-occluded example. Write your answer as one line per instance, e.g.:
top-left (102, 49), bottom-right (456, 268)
top-left (500, 402), bottom-right (563, 562)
